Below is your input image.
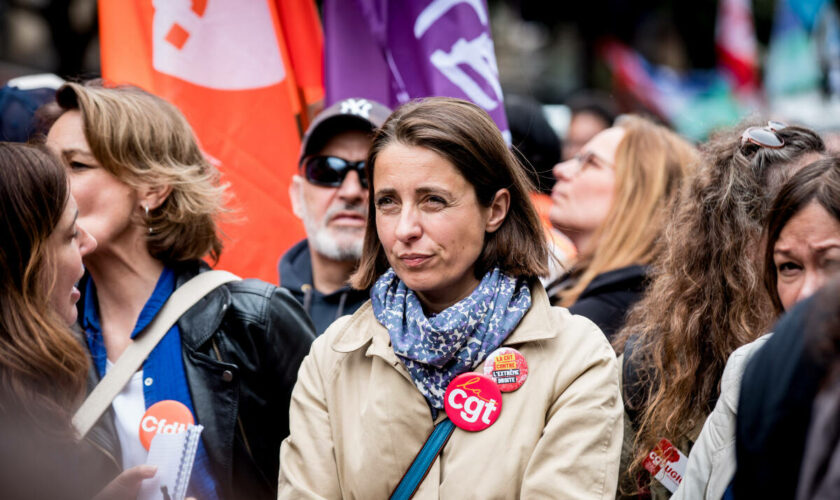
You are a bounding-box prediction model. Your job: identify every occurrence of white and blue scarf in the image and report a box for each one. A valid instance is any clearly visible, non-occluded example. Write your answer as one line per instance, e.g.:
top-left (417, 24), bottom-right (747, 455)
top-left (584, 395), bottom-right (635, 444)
top-left (371, 267), bottom-right (531, 414)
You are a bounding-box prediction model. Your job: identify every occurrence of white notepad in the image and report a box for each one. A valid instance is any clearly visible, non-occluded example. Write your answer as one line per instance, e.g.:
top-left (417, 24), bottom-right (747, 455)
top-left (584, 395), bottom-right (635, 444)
top-left (138, 424), bottom-right (204, 500)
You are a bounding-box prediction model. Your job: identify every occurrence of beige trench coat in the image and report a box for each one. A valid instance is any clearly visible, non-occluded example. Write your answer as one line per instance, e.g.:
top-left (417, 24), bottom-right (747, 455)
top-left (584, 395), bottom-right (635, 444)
top-left (277, 284), bottom-right (623, 499)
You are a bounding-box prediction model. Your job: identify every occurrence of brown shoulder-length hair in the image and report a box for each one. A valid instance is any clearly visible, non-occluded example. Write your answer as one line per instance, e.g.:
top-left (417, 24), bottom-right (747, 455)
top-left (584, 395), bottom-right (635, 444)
top-left (764, 155), bottom-right (840, 314)
top-left (0, 142), bottom-right (89, 433)
top-left (556, 115), bottom-right (698, 306)
top-left (613, 122), bottom-right (826, 494)
top-left (351, 97), bottom-right (549, 289)
top-left (54, 80), bottom-right (226, 264)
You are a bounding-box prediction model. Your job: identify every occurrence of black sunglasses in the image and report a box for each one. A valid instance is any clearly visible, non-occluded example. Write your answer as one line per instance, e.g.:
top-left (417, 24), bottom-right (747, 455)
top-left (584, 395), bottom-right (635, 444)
top-left (740, 121), bottom-right (788, 150)
top-left (301, 156), bottom-right (368, 188)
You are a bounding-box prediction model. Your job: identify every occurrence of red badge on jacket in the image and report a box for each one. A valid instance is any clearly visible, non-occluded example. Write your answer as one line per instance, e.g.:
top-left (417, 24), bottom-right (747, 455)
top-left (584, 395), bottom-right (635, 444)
top-left (483, 347), bottom-right (528, 392)
top-left (444, 373), bottom-right (502, 431)
top-left (139, 400), bottom-right (195, 451)
top-left (642, 438), bottom-right (688, 493)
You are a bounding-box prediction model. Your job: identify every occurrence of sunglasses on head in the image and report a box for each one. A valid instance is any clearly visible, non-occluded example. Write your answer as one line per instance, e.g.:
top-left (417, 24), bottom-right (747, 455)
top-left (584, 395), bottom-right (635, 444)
top-left (301, 156), bottom-right (368, 188)
top-left (740, 121), bottom-right (788, 150)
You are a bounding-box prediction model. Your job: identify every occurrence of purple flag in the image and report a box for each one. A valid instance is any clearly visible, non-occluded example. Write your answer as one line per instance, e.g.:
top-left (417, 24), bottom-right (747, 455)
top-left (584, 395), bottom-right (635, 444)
top-left (324, 0), bottom-right (510, 141)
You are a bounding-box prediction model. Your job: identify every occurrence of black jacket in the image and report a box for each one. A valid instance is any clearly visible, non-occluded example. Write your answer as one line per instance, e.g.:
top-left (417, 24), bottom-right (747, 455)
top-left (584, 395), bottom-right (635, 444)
top-left (734, 294), bottom-right (825, 500)
top-left (279, 239), bottom-right (369, 335)
top-left (79, 261), bottom-right (316, 500)
top-left (550, 265), bottom-right (648, 341)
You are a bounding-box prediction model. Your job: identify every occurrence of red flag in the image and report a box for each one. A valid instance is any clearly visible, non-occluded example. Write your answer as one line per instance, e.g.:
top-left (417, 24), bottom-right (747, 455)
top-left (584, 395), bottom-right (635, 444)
top-left (275, 0), bottom-right (324, 130)
top-left (98, 0), bottom-right (324, 282)
top-left (715, 0), bottom-right (759, 94)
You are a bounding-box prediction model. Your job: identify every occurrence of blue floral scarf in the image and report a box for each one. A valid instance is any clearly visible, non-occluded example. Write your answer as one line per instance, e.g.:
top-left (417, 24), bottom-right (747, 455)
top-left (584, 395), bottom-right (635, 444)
top-left (371, 267), bottom-right (531, 413)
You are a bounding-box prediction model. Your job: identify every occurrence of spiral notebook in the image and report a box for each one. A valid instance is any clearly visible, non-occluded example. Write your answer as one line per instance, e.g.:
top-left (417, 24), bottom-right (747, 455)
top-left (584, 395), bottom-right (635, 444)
top-left (139, 424), bottom-right (204, 500)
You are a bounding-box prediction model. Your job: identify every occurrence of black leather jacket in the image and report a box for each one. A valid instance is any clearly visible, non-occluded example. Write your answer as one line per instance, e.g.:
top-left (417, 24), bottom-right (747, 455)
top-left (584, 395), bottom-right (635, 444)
top-left (80, 261), bottom-right (316, 500)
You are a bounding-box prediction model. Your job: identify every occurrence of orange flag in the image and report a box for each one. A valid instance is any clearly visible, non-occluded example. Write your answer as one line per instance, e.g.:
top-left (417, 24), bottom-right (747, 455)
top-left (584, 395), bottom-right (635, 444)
top-left (99, 0), bottom-right (324, 282)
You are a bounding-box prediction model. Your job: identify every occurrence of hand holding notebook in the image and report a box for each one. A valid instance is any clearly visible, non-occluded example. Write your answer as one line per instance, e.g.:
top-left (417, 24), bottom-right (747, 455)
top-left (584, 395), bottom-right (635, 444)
top-left (138, 424), bottom-right (204, 500)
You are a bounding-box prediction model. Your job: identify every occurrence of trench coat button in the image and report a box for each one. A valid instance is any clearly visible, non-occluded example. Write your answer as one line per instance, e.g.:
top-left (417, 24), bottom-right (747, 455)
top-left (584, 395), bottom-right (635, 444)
top-left (222, 370), bottom-right (234, 382)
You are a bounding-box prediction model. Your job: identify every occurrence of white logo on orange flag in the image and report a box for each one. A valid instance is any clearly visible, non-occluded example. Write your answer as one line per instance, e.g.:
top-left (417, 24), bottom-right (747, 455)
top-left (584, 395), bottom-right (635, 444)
top-left (100, 0), bottom-right (324, 282)
top-left (152, 0), bottom-right (286, 89)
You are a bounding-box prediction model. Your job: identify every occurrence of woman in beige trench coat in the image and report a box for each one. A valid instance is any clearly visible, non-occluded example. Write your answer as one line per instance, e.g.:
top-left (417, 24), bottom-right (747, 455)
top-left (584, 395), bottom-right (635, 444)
top-left (278, 97), bottom-right (623, 499)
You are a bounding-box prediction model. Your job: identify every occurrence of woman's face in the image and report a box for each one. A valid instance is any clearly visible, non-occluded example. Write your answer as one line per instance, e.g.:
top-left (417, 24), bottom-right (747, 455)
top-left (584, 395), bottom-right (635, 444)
top-left (46, 195), bottom-right (97, 325)
top-left (774, 201), bottom-right (840, 310)
top-left (550, 127), bottom-right (624, 252)
top-left (373, 143), bottom-right (507, 311)
top-left (46, 111), bottom-right (139, 253)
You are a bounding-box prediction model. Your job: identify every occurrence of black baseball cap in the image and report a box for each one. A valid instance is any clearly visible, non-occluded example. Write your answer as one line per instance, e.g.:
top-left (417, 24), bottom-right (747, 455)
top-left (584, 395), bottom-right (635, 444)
top-left (299, 97), bottom-right (391, 162)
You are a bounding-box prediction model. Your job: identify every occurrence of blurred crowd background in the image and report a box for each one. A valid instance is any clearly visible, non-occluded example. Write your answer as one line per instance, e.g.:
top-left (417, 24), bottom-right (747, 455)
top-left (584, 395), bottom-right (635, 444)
top-left (3, 0), bottom-right (840, 143)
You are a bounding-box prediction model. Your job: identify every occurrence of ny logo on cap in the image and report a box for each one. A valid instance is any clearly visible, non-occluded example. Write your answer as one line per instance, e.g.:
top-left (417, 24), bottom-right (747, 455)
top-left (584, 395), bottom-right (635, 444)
top-left (340, 98), bottom-right (372, 119)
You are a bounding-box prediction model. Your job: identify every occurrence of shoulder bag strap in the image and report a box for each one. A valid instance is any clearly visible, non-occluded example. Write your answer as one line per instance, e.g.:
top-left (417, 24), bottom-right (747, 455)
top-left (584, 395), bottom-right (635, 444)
top-left (72, 270), bottom-right (242, 438)
top-left (389, 418), bottom-right (456, 500)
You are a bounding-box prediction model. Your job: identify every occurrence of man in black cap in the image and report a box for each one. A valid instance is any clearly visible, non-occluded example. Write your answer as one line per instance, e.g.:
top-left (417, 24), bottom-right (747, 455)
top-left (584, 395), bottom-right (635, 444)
top-left (280, 97), bottom-right (391, 335)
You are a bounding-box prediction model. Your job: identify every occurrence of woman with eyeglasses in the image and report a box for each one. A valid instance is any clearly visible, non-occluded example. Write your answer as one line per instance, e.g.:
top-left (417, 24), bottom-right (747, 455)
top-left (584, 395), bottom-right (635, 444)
top-left (278, 98), bottom-right (623, 498)
top-left (44, 80), bottom-right (315, 500)
top-left (614, 122), bottom-right (825, 499)
top-left (547, 115), bottom-right (697, 341)
top-left (675, 156), bottom-right (840, 500)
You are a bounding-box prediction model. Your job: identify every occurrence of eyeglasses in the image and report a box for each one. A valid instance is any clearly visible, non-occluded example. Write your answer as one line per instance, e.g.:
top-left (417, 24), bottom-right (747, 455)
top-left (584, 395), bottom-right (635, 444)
top-left (560, 150), bottom-right (615, 177)
top-left (740, 121), bottom-right (788, 150)
top-left (301, 156), bottom-right (368, 188)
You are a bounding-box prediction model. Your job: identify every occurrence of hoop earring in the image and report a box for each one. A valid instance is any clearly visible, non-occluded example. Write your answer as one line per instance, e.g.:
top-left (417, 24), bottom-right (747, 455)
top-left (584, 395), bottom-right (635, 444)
top-left (144, 205), bottom-right (152, 234)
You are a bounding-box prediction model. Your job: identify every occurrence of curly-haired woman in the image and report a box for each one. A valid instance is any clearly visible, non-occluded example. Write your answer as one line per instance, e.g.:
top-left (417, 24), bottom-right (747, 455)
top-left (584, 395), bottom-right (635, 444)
top-left (614, 122), bottom-right (825, 498)
top-left (685, 155), bottom-right (840, 500)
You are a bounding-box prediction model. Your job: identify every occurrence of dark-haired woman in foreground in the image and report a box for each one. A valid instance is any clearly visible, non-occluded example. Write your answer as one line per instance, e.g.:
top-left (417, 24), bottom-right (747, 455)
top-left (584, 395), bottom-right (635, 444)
top-left (278, 98), bottom-right (622, 498)
top-left (0, 141), bottom-right (161, 499)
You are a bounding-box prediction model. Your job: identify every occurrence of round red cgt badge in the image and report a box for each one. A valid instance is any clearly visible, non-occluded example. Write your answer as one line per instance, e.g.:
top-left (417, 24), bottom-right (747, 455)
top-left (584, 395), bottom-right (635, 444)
top-left (483, 347), bottom-right (529, 392)
top-left (444, 373), bottom-right (502, 431)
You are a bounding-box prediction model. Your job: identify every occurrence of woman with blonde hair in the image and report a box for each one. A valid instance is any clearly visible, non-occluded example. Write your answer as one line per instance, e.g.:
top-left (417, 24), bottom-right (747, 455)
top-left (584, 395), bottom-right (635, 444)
top-left (548, 115), bottom-right (697, 340)
top-left (278, 98), bottom-right (622, 498)
top-left (45, 80), bottom-right (315, 500)
top-left (615, 122), bottom-right (825, 498)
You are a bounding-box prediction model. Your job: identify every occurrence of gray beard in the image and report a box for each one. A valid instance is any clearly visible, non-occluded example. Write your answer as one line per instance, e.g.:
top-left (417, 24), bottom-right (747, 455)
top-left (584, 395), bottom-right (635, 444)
top-left (297, 195), bottom-right (365, 262)
top-left (309, 225), bottom-right (364, 261)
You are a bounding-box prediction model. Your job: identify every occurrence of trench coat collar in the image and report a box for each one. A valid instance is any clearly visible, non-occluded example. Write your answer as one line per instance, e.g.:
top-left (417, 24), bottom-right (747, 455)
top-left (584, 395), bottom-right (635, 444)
top-left (331, 280), bottom-right (559, 356)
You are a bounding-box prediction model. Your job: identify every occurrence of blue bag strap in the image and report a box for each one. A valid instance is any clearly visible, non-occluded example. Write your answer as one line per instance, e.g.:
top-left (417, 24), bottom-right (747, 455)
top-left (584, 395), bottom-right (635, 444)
top-left (390, 418), bottom-right (456, 500)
